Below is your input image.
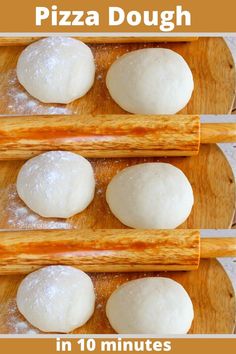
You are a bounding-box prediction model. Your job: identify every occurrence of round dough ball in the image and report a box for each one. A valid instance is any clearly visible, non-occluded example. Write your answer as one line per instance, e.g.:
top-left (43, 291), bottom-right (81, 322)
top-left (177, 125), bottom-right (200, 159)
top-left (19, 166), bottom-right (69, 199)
top-left (17, 266), bottom-right (95, 333)
top-left (16, 37), bottom-right (95, 103)
top-left (106, 163), bottom-right (193, 229)
top-left (16, 151), bottom-right (95, 218)
top-left (106, 48), bottom-right (193, 114)
top-left (106, 277), bottom-right (194, 334)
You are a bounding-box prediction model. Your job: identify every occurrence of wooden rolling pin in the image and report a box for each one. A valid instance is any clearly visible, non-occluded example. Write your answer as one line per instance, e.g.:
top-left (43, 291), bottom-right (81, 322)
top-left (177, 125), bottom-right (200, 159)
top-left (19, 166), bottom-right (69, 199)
top-left (0, 115), bottom-right (235, 159)
top-left (0, 229), bottom-right (235, 274)
top-left (0, 37), bottom-right (198, 46)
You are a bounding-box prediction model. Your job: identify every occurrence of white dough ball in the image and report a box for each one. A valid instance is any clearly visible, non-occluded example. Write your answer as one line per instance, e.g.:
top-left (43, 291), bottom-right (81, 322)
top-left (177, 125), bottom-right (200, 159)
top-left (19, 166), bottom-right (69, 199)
top-left (16, 37), bottom-right (95, 103)
top-left (16, 151), bottom-right (95, 218)
top-left (106, 48), bottom-right (194, 114)
top-left (106, 277), bottom-right (194, 334)
top-left (17, 266), bottom-right (95, 333)
top-left (106, 163), bottom-right (193, 229)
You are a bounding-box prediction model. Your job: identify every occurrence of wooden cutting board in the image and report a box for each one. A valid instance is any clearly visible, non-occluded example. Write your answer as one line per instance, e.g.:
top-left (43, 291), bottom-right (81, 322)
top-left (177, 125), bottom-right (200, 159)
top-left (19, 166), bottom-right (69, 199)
top-left (0, 259), bottom-right (235, 334)
top-left (0, 37), bottom-right (235, 115)
top-left (0, 144), bottom-right (235, 334)
top-left (0, 37), bottom-right (235, 334)
top-left (0, 144), bottom-right (235, 230)
top-left (0, 37), bottom-right (199, 45)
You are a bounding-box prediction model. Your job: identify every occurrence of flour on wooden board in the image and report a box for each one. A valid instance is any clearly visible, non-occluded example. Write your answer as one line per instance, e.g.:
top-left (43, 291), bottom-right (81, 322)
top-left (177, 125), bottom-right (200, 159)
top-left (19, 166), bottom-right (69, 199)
top-left (0, 70), bottom-right (72, 115)
top-left (2, 299), bottom-right (39, 334)
top-left (1, 184), bottom-right (73, 229)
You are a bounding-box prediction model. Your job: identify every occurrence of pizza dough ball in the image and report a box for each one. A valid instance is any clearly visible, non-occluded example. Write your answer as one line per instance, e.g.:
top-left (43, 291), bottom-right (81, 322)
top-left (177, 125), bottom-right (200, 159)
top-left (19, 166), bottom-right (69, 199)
top-left (106, 48), bottom-right (193, 114)
top-left (106, 163), bottom-right (193, 229)
top-left (16, 151), bottom-right (95, 218)
top-left (17, 266), bottom-right (95, 333)
top-left (106, 277), bottom-right (194, 334)
top-left (16, 37), bottom-right (95, 103)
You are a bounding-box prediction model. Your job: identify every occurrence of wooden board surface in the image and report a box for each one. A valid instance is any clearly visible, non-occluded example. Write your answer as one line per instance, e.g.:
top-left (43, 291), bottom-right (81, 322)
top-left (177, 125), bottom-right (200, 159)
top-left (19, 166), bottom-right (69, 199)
top-left (0, 37), bottom-right (235, 115)
top-left (0, 37), bottom-right (235, 334)
top-left (0, 259), bottom-right (235, 334)
top-left (0, 37), bottom-right (199, 45)
top-left (0, 144), bottom-right (234, 230)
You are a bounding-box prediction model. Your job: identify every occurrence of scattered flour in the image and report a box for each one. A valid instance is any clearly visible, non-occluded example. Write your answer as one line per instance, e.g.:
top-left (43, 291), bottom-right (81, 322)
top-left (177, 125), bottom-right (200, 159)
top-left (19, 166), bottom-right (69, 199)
top-left (4, 184), bottom-right (73, 229)
top-left (4, 299), bottom-right (39, 334)
top-left (4, 70), bottom-right (73, 115)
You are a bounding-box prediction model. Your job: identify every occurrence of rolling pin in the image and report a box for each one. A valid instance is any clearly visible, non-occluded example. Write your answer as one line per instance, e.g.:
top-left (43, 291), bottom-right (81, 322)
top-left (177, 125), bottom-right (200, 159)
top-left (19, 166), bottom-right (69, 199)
top-left (0, 115), bottom-right (235, 159)
top-left (0, 37), bottom-right (198, 46)
top-left (0, 229), bottom-right (235, 274)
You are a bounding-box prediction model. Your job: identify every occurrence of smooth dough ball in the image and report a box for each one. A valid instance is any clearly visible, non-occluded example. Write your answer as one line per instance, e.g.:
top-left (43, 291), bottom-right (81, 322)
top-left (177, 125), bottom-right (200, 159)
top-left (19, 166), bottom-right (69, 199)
top-left (106, 277), bottom-right (194, 334)
top-left (16, 37), bottom-right (95, 103)
top-left (106, 48), bottom-right (194, 114)
top-left (106, 163), bottom-right (193, 229)
top-left (16, 151), bottom-right (95, 218)
top-left (17, 266), bottom-right (95, 333)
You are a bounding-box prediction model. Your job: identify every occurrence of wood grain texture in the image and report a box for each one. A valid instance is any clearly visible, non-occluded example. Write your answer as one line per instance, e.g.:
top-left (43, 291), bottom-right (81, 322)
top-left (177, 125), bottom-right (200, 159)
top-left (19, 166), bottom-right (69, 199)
top-left (0, 37), bottom-right (235, 334)
top-left (201, 237), bottom-right (236, 258)
top-left (0, 38), bottom-right (235, 115)
top-left (0, 230), bottom-right (235, 274)
top-left (0, 145), bottom-right (234, 230)
top-left (0, 229), bottom-right (201, 274)
top-left (0, 115), bottom-right (200, 159)
top-left (1, 116), bottom-right (236, 159)
top-left (201, 123), bottom-right (236, 143)
top-left (0, 259), bottom-right (235, 334)
top-left (0, 37), bottom-right (199, 46)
